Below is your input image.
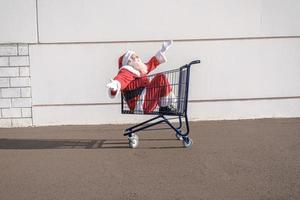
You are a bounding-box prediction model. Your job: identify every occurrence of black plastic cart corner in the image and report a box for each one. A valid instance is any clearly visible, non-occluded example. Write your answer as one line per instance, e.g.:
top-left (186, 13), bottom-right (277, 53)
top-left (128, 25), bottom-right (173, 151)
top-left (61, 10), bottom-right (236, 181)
top-left (121, 60), bottom-right (200, 148)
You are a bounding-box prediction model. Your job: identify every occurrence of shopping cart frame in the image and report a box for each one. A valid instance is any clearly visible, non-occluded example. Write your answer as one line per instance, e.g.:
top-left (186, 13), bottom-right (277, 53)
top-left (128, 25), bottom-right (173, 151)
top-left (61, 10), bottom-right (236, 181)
top-left (121, 60), bottom-right (200, 147)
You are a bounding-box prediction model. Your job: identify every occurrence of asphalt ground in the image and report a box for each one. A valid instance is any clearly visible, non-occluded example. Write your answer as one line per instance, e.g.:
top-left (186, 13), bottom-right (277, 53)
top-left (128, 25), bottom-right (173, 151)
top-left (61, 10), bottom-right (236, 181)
top-left (0, 118), bottom-right (299, 200)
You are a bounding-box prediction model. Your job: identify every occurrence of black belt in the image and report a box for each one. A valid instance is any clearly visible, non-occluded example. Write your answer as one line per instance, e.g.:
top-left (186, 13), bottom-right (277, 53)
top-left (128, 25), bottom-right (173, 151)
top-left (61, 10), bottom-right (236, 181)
top-left (123, 87), bottom-right (145, 101)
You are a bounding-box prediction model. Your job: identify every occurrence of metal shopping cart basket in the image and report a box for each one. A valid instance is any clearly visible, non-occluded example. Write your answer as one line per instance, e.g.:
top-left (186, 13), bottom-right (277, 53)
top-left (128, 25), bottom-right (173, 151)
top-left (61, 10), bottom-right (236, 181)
top-left (122, 60), bottom-right (200, 148)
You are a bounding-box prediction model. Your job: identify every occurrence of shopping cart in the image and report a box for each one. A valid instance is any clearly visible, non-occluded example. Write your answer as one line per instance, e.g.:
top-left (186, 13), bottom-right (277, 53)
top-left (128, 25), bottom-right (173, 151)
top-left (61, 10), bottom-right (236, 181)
top-left (122, 60), bottom-right (200, 148)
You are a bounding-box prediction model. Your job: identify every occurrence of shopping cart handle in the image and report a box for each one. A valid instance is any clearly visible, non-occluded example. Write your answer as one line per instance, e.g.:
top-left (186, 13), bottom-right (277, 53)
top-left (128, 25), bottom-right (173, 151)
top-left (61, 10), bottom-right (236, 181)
top-left (189, 60), bottom-right (201, 66)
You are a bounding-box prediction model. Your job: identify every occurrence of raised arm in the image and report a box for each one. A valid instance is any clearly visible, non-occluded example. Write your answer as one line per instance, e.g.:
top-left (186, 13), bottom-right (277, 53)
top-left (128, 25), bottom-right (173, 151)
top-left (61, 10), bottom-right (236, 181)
top-left (106, 68), bottom-right (137, 98)
top-left (146, 40), bottom-right (173, 73)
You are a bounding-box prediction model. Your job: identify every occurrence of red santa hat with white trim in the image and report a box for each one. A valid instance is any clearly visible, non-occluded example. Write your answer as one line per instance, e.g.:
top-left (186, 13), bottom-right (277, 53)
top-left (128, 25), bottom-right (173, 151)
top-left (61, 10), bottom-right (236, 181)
top-left (118, 50), bottom-right (135, 68)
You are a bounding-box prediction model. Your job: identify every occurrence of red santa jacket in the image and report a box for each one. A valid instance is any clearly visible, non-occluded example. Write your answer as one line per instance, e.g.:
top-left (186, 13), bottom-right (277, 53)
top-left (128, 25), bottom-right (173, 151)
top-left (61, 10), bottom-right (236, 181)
top-left (109, 52), bottom-right (166, 111)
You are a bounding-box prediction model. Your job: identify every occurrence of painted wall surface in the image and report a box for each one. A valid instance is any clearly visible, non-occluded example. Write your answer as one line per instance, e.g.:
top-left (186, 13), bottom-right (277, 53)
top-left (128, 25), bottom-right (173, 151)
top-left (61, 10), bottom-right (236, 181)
top-left (0, 0), bottom-right (299, 126)
top-left (0, 0), bottom-right (37, 43)
top-left (37, 0), bottom-right (300, 42)
top-left (30, 38), bottom-right (300, 125)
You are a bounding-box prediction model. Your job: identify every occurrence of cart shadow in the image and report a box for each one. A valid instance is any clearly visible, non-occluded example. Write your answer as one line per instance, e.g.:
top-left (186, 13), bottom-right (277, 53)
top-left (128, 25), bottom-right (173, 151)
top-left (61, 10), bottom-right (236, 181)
top-left (0, 138), bottom-right (183, 150)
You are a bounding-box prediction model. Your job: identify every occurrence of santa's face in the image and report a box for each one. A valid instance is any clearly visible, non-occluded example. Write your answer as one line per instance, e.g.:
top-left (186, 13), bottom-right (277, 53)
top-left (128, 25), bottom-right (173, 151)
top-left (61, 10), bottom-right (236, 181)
top-left (128, 53), bottom-right (148, 75)
top-left (130, 54), bottom-right (141, 63)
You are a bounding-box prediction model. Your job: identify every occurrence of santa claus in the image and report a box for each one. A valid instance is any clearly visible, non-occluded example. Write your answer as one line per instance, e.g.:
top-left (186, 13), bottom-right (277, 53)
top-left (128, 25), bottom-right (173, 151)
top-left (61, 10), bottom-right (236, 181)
top-left (106, 40), bottom-right (176, 114)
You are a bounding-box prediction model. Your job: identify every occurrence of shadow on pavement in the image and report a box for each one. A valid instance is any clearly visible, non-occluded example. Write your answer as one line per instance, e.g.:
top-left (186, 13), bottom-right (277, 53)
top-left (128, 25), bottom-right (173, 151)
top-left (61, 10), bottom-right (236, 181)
top-left (0, 138), bottom-right (182, 149)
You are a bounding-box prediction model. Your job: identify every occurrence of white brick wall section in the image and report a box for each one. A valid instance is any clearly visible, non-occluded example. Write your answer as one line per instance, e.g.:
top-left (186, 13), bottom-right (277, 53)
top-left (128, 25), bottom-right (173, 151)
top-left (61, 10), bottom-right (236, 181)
top-left (1, 88), bottom-right (21, 98)
top-left (21, 88), bottom-right (31, 97)
top-left (21, 108), bottom-right (32, 117)
top-left (9, 56), bottom-right (29, 66)
top-left (19, 67), bottom-right (30, 76)
top-left (10, 77), bottom-right (30, 87)
top-left (12, 98), bottom-right (32, 108)
top-left (2, 108), bottom-right (22, 118)
top-left (11, 118), bottom-right (32, 127)
top-left (18, 44), bottom-right (29, 56)
top-left (0, 78), bottom-right (10, 87)
top-left (0, 43), bottom-right (32, 128)
top-left (0, 119), bottom-right (11, 127)
top-left (0, 68), bottom-right (19, 77)
top-left (0, 99), bottom-right (11, 108)
top-left (0, 44), bottom-right (17, 56)
top-left (0, 57), bottom-right (9, 66)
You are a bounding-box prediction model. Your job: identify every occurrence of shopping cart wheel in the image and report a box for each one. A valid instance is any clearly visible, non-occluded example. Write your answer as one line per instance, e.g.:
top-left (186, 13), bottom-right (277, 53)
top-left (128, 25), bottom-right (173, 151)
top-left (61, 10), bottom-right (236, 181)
top-left (128, 133), bottom-right (139, 148)
top-left (175, 131), bottom-right (183, 141)
top-left (182, 137), bottom-right (193, 148)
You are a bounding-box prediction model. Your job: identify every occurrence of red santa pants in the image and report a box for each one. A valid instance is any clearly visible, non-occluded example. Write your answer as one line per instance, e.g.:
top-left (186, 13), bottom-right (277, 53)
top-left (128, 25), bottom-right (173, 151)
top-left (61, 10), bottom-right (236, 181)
top-left (141, 73), bottom-right (172, 113)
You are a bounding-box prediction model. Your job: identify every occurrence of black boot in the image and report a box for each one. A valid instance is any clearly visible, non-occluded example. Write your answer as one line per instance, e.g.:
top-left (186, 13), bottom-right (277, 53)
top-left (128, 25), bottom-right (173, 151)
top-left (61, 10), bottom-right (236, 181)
top-left (159, 105), bottom-right (177, 114)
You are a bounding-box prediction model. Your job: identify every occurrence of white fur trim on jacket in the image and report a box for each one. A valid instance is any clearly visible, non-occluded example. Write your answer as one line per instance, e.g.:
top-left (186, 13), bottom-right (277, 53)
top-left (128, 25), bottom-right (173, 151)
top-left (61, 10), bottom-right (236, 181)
top-left (108, 80), bottom-right (121, 99)
top-left (155, 51), bottom-right (167, 64)
top-left (119, 65), bottom-right (141, 77)
top-left (134, 88), bottom-right (147, 113)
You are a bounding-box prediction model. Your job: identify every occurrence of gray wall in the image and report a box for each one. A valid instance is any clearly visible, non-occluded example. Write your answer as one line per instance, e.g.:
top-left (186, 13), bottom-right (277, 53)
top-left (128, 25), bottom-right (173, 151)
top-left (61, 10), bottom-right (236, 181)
top-left (0, 0), bottom-right (300, 126)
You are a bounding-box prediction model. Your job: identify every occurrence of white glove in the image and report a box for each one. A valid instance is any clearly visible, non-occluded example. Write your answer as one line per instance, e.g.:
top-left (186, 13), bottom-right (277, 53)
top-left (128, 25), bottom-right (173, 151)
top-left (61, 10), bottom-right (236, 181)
top-left (106, 79), bottom-right (119, 91)
top-left (160, 40), bottom-right (173, 53)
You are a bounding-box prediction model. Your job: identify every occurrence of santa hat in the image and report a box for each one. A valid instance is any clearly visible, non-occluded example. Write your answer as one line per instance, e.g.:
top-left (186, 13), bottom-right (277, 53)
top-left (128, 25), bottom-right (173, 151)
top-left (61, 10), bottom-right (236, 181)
top-left (118, 50), bottom-right (135, 68)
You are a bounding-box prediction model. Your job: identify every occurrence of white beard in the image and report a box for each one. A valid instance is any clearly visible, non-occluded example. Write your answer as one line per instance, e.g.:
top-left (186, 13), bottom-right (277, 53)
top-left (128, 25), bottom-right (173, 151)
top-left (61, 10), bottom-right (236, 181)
top-left (130, 60), bottom-right (148, 75)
